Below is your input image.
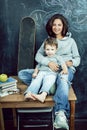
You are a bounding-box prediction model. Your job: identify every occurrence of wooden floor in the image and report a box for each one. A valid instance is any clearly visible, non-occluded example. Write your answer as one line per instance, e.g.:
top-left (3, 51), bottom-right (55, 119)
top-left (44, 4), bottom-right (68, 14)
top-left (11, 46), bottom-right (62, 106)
top-left (5, 119), bottom-right (87, 130)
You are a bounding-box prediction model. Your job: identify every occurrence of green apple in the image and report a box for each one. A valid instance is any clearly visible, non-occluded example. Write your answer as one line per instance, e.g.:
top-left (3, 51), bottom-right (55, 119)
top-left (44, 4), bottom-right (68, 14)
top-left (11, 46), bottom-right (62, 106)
top-left (0, 74), bottom-right (8, 82)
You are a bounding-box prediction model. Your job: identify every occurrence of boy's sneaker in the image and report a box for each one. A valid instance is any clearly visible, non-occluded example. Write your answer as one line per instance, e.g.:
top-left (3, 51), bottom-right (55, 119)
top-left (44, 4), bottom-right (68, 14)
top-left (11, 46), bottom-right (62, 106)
top-left (53, 110), bottom-right (69, 130)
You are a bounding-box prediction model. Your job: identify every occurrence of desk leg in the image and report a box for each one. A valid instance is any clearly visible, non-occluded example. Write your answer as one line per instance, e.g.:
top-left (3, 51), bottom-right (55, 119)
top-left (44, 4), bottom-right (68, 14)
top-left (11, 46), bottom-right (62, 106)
top-left (12, 108), bottom-right (17, 127)
top-left (70, 101), bottom-right (75, 130)
top-left (0, 108), bottom-right (5, 130)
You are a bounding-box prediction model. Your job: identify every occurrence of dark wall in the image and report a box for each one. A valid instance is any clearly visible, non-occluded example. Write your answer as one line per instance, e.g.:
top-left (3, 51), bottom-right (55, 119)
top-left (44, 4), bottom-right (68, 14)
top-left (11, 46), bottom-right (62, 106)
top-left (0, 0), bottom-right (87, 118)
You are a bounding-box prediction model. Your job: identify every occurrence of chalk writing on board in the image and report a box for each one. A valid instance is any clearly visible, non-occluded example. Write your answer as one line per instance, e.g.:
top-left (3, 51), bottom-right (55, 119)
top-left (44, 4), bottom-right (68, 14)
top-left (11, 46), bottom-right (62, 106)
top-left (30, 10), bottom-right (47, 28)
top-left (29, 0), bottom-right (87, 32)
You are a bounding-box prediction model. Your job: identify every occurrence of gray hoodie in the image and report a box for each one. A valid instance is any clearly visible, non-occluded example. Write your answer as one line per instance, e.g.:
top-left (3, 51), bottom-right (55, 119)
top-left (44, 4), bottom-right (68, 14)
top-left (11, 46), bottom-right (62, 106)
top-left (35, 33), bottom-right (80, 71)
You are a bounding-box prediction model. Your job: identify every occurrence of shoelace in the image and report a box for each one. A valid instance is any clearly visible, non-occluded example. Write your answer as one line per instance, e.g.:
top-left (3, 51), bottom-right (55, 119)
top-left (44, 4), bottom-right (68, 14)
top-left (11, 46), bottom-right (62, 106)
top-left (55, 112), bottom-right (68, 121)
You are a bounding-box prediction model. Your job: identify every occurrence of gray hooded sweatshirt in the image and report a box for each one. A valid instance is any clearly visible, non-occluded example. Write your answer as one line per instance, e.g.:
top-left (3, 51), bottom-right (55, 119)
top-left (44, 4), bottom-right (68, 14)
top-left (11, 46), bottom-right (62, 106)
top-left (35, 33), bottom-right (80, 72)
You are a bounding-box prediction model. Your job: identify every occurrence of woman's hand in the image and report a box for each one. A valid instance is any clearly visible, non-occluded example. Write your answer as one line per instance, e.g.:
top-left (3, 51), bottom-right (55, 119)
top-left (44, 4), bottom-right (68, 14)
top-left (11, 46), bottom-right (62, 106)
top-left (66, 60), bottom-right (73, 67)
top-left (48, 62), bottom-right (59, 72)
top-left (32, 73), bottom-right (38, 78)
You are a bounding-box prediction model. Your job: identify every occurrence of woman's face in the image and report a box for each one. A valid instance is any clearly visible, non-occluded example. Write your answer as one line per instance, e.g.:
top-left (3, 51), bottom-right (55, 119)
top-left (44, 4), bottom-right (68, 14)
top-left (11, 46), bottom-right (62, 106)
top-left (52, 19), bottom-right (63, 37)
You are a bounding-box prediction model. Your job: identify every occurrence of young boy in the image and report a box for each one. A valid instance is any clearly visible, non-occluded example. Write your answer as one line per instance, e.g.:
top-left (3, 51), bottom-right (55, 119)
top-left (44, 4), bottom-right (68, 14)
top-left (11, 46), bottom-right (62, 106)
top-left (24, 37), bottom-right (68, 102)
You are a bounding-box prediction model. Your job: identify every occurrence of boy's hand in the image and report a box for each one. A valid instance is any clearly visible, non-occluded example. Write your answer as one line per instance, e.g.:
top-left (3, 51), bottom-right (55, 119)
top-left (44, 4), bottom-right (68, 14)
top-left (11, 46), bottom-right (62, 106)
top-left (66, 60), bottom-right (73, 67)
top-left (32, 73), bottom-right (37, 78)
top-left (60, 70), bottom-right (68, 74)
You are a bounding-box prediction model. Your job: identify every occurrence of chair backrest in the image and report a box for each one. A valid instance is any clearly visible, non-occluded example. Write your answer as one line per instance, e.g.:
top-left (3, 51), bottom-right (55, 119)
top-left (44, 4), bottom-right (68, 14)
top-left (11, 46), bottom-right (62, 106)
top-left (18, 17), bottom-right (36, 71)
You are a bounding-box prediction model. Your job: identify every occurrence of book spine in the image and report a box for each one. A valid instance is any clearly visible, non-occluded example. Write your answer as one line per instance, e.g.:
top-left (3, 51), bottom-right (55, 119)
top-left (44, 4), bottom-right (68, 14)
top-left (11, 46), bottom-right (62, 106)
top-left (0, 81), bottom-right (17, 87)
top-left (0, 77), bottom-right (17, 87)
top-left (0, 83), bottom-right (17, 89)
top-left (0, 85), bottom-right (17, 92)
top-left (0, 91), bottom-right (15, 97)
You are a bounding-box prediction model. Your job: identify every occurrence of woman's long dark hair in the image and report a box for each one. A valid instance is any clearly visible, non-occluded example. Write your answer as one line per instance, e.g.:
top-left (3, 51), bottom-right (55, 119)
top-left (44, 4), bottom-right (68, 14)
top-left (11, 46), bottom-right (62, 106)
top-left (46, 14), bottom-right (69, 38)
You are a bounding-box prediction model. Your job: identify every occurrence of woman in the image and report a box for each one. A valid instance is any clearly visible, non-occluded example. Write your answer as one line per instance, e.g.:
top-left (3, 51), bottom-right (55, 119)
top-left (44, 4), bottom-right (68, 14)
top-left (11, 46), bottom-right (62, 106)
top-left (18, 14), bottom-right (80, 130)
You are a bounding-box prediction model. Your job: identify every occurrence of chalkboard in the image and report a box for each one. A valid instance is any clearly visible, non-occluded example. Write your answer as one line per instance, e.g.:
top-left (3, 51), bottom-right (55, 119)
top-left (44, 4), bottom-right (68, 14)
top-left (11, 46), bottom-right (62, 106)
top-left (0, 0), bottom-right (87, 118)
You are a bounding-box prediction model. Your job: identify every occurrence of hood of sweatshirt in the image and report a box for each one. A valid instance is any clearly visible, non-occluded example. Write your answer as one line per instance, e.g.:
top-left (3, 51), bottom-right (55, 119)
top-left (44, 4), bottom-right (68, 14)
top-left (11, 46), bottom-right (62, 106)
top-left (58, 32), bottom-right (72, 41)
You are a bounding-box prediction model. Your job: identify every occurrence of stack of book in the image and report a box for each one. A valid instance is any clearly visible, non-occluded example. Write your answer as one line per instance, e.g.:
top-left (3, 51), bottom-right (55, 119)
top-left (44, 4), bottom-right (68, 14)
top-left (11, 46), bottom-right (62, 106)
top-left (0, 77), bottom-right (18, 97)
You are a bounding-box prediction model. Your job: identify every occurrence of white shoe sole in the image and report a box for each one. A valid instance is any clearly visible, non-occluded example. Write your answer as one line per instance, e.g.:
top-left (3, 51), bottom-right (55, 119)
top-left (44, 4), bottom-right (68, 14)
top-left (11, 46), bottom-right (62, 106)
top-left (53, 122), bottom-right (69, 130)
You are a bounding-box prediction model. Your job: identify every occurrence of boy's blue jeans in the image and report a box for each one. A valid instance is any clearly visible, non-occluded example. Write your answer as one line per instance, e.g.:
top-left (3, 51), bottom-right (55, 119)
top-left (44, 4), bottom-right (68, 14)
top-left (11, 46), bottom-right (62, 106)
top-left (24, 71), bottom-right (57, 94)
top-left (18, 68), bottom-right (74, 114)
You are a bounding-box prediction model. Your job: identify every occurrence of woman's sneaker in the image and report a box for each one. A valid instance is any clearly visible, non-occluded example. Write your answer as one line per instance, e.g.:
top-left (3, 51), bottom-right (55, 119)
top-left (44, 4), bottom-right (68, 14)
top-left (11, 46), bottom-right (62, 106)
top-left (53, 110), bottom-right (69, 130)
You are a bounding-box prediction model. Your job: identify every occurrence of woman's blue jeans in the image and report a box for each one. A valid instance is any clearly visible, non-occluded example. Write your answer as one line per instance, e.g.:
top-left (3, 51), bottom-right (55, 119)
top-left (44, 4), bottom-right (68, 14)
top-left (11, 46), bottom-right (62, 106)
top-left (53, 67), bottom-right (74, 115)
top-left (18, 67), bottom-right (74, 115)
top-left (18, 69), bottom-right (34, 85)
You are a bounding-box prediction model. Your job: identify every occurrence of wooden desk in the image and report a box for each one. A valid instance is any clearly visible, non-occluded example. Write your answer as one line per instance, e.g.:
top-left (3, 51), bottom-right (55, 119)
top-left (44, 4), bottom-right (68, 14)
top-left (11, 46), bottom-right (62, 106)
top-left (0, 76), bottom-right (77, 130)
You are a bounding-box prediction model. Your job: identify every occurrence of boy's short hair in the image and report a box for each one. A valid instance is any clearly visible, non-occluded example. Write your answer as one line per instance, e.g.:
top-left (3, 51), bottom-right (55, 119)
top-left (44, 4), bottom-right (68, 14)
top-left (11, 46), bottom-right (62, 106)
top-left (44, 37), bottom-right (58, 49)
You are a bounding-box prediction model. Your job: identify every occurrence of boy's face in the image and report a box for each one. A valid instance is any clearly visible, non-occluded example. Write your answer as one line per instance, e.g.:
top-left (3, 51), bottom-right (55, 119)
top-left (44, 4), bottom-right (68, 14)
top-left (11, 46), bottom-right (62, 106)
top-left (45, 44), bottom-right (57, 57)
